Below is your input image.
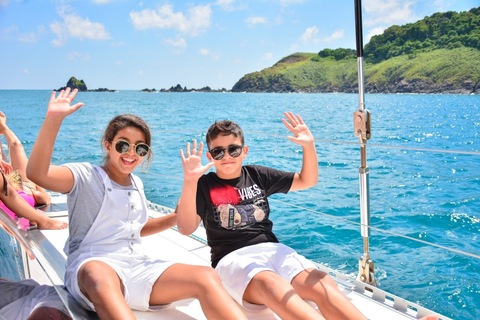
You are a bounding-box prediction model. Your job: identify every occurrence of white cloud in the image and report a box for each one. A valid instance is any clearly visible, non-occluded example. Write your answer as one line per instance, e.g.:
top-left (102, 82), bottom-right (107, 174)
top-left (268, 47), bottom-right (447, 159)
top-left (324, 29), bottom-right (344, 42)
top-left (92, 0), bottom-right (114, 3)
top-left (199, 48), bottom-right (212, 55)
top-left (1, 25), bottom-right (18, 34)
top-left (363, 0), bottom-right (416, 26)
top-left (289, 43), bottom-right (299, 52)
top-left (300, 26), bottom-right (319, 44)
top-left (23, 69), bottom-right (29, 74)
top-left (234, 58), bottom-right (241, 64)
top-left (366, 26), bottom-right (387, 42)
top-left (139, 70), bottom-right (144, 76)
top-left (115, 61), bottom-right (122, 65)
top-left (0, 0), bottom-right (9, 7)
top-left (280, 0), bottom-right (306, 6)
top-left (300, 27), bottom-right (344, 44)
top-left (19, 32), bottom-right (37, 43)
top-left (215, 0), bottom-right (235, 11)
top-left (199, 48), bottom-right (220, 59)
top-left (264, 52), bottom-right (273, 60)
top-left (245, 16), bottom-right (267, 28)
top-left (130, 4), bottom-right (211, 36)
top-left (66, 51), bottom-right (91, 61)
top-left (50, 12), bottom-right (111, 47)
top-left (165, 38), bottom-right (187, 47)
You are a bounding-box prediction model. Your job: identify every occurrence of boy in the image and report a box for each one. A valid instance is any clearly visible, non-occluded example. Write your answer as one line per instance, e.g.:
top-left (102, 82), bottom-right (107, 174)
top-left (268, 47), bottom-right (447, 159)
top-left (176, 112), bottom-right (366, 319)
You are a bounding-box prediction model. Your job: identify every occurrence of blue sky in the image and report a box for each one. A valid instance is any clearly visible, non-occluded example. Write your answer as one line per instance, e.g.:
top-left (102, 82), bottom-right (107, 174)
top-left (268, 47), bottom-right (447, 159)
top-left (0, 0), bottom-right (477, 90)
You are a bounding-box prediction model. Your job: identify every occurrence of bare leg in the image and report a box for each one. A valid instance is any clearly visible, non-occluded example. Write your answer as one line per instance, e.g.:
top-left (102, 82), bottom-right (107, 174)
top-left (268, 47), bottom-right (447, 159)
top-left (243, 271), bottom-right (324, 320)
top-left (78, 260), bottom-right (135, 320)
top-left (0, 112), bottom-right (28, 178)
top-left (149, 263), bottom-right (247, 320)
top-left (292, 268), bottom-right (367, 320)
top-left (0, 173), bottom-right (67, 229)
top-left (0, 112), bottom-right (50, 205)
top-left (27, 307), bottom-right (72, 320)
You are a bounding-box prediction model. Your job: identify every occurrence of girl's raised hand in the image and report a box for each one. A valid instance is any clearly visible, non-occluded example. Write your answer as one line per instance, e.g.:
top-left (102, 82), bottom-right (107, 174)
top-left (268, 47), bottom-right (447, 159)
top-left (46, 87), bottom-right (84, 118)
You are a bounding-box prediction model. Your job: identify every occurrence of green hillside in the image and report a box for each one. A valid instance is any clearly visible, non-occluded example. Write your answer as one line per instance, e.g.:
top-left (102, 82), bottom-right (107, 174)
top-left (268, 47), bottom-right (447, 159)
top-left (232, 7), bottom-right (480, 94)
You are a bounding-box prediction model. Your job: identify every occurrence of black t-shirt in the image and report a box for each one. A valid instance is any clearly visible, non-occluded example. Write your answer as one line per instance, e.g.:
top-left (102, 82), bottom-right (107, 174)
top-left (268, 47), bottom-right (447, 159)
top-left (196, 165), bottom-right (295, 267)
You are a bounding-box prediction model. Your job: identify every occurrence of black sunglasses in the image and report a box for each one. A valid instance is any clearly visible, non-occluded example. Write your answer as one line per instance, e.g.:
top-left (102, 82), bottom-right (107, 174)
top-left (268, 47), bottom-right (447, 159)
top-left (208, 144), bottom-right (244, 161)
top-left (114, 140), bottom-right (150, 157)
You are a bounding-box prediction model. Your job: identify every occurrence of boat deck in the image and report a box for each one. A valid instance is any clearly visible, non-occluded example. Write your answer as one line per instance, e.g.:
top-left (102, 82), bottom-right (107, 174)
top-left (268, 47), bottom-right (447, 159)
top-left (1, 193), bottom-right (448, 320)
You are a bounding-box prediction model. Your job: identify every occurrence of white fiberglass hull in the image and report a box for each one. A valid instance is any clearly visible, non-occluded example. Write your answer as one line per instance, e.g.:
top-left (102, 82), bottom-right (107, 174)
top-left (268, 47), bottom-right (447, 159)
top-left (1, 193), bottom-right (448, 320)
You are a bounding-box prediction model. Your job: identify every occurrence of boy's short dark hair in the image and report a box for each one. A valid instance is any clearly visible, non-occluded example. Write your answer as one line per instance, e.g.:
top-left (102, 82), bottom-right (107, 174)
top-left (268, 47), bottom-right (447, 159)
top-left (206, 120), bottom-right (244, 148)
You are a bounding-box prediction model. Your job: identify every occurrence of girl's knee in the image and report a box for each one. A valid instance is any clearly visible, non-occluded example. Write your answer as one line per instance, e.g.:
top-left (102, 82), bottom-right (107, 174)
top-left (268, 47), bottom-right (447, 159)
top-left (78, 261), bottom-right (118, 292)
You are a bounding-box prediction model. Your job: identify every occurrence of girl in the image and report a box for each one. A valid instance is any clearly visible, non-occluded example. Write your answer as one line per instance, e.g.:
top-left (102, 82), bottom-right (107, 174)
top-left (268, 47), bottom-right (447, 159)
top-left (0, 111), bottom-right (51, 207)
top-left (26, 88), bottom-right (247, 320)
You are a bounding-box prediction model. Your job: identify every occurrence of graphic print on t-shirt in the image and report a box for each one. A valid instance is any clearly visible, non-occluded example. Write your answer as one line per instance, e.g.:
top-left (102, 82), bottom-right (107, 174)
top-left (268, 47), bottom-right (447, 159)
top-left (210, 184), bottom-right (267, 230)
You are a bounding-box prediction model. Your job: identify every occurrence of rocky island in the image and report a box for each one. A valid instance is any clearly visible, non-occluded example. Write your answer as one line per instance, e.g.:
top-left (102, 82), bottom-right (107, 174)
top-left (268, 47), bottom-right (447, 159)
top-left (56, 77), bottom-right (117, 92)
top-left (141, 84), bottom-right (228, 93)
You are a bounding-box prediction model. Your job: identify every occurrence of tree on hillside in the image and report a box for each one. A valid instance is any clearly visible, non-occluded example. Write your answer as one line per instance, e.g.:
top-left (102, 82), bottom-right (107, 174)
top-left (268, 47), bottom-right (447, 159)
top-left (364, 7), bottom-right (480, 63)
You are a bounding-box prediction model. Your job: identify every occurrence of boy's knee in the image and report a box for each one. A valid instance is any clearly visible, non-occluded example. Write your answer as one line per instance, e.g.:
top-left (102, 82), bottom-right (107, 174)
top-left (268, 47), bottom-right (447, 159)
top-left (198, 267), bottom-right (222, 285)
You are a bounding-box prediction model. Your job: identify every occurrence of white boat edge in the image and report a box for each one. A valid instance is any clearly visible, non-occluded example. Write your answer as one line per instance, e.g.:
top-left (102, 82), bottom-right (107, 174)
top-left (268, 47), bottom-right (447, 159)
top-left (0, 193), bottom-right (451, 320)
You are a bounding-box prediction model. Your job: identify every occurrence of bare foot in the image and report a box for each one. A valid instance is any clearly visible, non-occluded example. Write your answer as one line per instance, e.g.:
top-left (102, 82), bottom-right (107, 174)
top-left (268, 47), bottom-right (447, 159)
top-left (419, 315), bottom-right (439, 320)
top-left (37, 218), bottom-right (68, 230)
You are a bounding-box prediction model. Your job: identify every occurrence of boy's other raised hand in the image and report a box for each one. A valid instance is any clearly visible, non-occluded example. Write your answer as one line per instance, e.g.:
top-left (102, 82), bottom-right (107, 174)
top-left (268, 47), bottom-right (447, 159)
top-left (46, 88), bottom-right (84, 119)
top-left (180, 139), bottom-right (214, 182)
top-left (282, 112), bottom-right (314, 147)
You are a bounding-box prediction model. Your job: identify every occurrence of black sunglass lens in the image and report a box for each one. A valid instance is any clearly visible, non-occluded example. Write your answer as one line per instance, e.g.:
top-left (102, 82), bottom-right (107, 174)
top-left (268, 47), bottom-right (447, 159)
top-left (136, 145), bottom-right (149, 156)
top-left (116, 141), bottom-right (130, 154)
top-left (228, 145), bottom-right (242, 157)
top-left (210, 148), bottom-right (225, 160)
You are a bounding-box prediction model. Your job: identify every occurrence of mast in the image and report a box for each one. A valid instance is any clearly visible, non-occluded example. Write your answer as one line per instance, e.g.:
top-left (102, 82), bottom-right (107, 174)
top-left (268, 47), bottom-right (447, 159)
top-left (353, 0), bottom-right (376, 287)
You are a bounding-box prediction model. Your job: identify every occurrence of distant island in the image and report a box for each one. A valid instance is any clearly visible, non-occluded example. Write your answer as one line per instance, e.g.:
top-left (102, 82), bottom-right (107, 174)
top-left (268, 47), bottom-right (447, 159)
top-left (57, 7), bottom-right (479, 95)
top-left (232, 6), bottom-right (480, 94)
top-left (140, 84), bottom-right (228, 93)
top-left (56, 77), bottom-right (117, 92)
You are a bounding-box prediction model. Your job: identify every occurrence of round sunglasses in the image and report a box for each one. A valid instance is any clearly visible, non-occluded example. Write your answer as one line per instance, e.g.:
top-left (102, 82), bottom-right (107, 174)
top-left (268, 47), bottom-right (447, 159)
top-left (114, 140), bottom-right (150, 157)
top-left (208, 144), bottom-right (244, 161)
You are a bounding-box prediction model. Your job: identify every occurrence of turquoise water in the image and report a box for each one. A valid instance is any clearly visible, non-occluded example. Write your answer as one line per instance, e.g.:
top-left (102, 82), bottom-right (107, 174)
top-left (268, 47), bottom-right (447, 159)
top-left (0, 90), bottom-right (479, 319)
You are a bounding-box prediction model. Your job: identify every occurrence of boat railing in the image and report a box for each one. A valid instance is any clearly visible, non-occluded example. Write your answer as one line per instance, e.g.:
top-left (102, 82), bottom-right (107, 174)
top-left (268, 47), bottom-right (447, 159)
top-left (0, 204), bottom-right (98, 320)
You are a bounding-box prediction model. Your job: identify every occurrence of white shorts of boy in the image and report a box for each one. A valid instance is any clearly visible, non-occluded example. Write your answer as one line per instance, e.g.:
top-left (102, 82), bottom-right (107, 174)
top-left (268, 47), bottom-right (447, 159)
top-left (66, 252), bottom-right (175, 312)
top-left (215, 242), bottom-right (317, 311)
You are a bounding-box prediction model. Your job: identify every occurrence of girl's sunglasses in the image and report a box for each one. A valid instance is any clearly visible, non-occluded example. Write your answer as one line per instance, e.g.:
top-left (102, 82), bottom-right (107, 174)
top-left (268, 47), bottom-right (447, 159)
top-left (208, 144), bottom-right (243, 161)
top-left (114, 140), bottom-right (150, 157)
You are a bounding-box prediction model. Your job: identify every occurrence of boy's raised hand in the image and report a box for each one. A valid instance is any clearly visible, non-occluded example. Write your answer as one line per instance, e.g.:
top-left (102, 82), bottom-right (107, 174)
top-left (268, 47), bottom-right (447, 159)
top-left (180, 139), bottom-right (214, 182)
top-left (46, 88), bottom-right (84, 119)
top-left (282, 112), bottom-right (314, 147)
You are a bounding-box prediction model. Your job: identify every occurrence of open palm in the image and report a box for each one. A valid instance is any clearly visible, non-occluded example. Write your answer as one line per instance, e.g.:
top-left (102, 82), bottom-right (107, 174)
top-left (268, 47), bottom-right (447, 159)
top-left (180, 139), bottom-right (214, 181)
top-left (47, 88), bottom-right (84, 118)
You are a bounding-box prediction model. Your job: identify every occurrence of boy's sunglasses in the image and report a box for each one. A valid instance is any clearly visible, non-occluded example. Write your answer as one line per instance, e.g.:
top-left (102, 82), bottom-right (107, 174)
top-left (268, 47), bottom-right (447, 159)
top-left (114, 140), bottom-right (150, 157)
top-left (208, 144), bottom-right (244, 161)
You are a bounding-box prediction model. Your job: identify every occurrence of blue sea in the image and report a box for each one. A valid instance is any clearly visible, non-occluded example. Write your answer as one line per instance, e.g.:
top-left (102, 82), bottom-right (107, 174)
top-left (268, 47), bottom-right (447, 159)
top-left (0, 90), bottom-right (478, 319)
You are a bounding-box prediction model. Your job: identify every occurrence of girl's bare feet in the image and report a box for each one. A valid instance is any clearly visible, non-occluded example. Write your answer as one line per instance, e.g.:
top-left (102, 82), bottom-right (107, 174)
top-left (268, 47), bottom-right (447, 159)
top-left (36, 218), bottom-right (68, 230)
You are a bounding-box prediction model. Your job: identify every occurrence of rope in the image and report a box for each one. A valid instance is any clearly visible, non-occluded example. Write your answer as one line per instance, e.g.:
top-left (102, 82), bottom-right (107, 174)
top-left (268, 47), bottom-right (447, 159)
top-left (55, 129), bottom-right (480, 260)
top-left (54, 129), bottom-right (480, 156)
top-left (270, 198), bottom-right (480, 260)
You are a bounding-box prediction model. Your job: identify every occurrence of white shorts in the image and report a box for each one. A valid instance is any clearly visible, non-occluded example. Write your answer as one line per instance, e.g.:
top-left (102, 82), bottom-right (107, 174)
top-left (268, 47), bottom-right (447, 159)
top-left (215, 242), bottom-right (316, 311)
top-left (65, 253), bottom-right (175, 312)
